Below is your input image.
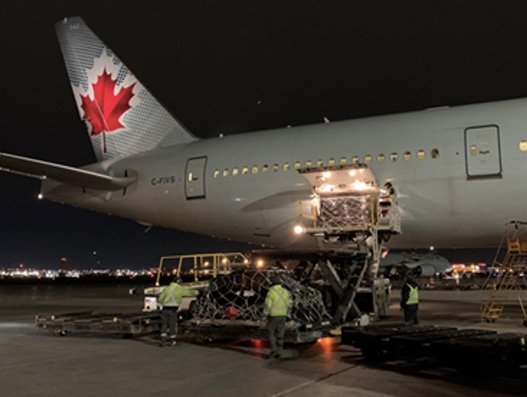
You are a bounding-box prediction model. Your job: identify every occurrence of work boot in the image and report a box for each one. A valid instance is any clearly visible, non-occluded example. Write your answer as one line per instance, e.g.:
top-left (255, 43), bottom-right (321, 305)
top-left (159, 333), bottom-right (168, 347)
top-left (169, 336), bottom-right (177, 346)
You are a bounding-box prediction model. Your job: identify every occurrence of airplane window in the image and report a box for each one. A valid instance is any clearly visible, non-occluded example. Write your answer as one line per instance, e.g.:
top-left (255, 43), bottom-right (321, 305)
top-left (252, 165), bottom-right (259, 174)
top-left (377, 154), bottom-right (385, 163)
top-left (316, 159), bottom-right (324, 168)
top-left (242, 166), bottom-right (249, 175)
top-left (390, 152), bottom-right (398, 162)
top-left (294, 161), bottom-right (301, 170)
top-left (223, 169), bottom-right (229, 177)
top-left (262, 164), bottom-right (269, 173)
top-left (305, 160), bottom-right (312, 168)
top-left (403, 151), bottom-right (412, 161)
top-left (232, 167), bottom-right (239, 176)
top-left (431, 148), bottom-right (440, 159)
top-left (339, 157), bottom-right (347, 165)
top-left (519, 141), bottom-right (527, 152)
top-left (272, 163), bottom-right (279, 172)
top-left (283, 163), bottom-right (290, 172)
top-left (213, 169), bottom-right (220, 178)
top-left (417, 150), bottom-right (425, 160)
top-left (328, 158), bottom-right (336, 166)
top-left (364, 154), bottom-right (372, 164)
top-left (352, 156), bottom-right (360, 164)
top-left (470, 144), bottom-right (477, 156)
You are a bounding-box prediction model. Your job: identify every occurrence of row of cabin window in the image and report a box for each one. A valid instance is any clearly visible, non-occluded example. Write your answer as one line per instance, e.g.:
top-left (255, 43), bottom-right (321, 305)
top-left (212, 148), bottom-right (441, 178)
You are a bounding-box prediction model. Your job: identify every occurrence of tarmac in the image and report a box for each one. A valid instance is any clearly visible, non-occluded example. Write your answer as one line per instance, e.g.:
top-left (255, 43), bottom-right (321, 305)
top-left (1, 284), bottom-right (526, 397)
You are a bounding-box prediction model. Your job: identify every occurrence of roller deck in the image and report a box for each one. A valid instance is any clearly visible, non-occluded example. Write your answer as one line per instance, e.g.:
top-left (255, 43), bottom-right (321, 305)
top-left (35, 311), bottom-right (161, 336)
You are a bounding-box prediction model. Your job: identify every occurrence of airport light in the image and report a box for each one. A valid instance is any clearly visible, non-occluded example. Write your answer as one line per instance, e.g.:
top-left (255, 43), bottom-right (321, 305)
top-left (294, 225), bottom-right (305, 235)
top-left (256, 259), bottom-right (265, 268)
top-left (37, 193), bottom-right (43, 200)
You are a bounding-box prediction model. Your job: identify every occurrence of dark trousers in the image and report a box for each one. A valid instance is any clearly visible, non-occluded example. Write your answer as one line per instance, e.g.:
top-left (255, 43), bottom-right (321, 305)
top-left (161, 307), bottom-right (179, 338)
top-left (404, 304), bottom-right (419, 324)
top-left (267, 316), bottom-right (286, 356)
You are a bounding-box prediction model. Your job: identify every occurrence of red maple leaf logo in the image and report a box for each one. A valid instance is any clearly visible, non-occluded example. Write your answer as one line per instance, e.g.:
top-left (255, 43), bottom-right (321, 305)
top-left (80, 69), bottom-right (136, 136)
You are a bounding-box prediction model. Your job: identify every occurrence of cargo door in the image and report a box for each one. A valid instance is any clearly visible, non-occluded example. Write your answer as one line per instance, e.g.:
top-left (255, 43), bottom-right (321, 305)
top-left (464, 125), bottom-right (502, 178)
top-left (185, 157), bottom-right (207, 199)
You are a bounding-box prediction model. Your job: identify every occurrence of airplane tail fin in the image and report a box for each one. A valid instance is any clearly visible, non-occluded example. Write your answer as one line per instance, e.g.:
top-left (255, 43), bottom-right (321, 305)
top-left (55, 17), bottom-right (197, 161)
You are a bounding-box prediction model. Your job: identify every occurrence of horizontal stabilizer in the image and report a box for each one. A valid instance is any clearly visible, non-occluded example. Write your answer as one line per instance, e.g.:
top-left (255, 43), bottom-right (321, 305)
top-left (0, 152), bottom-right (136, 191)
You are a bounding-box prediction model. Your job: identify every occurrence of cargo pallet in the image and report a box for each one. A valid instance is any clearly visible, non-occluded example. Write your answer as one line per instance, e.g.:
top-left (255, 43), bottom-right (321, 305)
top-left (342, 323), bottom-right (527, 378)
top-left (35, 311), bottom-right (161, 337)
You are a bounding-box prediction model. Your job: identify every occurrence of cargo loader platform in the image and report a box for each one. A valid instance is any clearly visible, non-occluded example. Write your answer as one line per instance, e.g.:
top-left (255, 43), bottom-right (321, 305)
top-left (35, 311), bottom-right (330, 344)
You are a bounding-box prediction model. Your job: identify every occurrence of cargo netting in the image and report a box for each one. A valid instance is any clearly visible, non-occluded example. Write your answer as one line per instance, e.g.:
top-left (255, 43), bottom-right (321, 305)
top-left (192, 270), bottom-right (330, 324)
top-left (318, 196), bottom-right (372, 229)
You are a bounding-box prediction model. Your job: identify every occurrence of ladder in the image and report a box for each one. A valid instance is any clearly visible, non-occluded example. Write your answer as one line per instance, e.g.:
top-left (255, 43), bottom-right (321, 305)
top-left (481, 221), bottom-right (527, 322)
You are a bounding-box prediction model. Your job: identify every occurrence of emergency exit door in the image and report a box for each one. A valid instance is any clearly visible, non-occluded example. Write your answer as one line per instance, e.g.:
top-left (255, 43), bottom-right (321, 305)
top-left (464, 125), bottom-right (502, 178)
top-left (185, 157), bottom-right (207, 199)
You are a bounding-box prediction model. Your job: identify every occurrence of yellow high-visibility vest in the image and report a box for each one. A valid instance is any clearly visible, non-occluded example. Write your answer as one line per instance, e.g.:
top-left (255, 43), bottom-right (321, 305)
top-left (406, 285), bottom-right (419, 305)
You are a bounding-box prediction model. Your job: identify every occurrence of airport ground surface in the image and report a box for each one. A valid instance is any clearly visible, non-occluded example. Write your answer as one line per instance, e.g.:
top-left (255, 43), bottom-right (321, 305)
top-left (1, 284), bottom-right (526, 397)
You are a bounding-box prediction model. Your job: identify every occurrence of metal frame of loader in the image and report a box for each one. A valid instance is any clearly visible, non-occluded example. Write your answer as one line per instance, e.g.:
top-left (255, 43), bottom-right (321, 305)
top-left (293, 164), bottom-right (401, 324)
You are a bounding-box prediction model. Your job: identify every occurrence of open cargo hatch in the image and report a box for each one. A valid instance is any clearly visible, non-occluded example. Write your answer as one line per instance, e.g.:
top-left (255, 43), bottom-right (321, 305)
top-left (297, 164), bottom-right (401, 239)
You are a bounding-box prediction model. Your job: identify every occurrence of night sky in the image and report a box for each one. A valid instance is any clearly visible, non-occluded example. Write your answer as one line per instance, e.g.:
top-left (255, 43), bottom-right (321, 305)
top-left (2, 1), bottom-right (527, 268)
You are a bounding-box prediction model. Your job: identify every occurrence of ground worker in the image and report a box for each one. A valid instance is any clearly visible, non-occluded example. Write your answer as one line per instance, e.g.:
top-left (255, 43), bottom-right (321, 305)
top-left (158, 278), bottom-right (199, 346)
top-left (263, 275), bottom-right (292, 359)
top-left (400, 272), bottom-right (419, 324)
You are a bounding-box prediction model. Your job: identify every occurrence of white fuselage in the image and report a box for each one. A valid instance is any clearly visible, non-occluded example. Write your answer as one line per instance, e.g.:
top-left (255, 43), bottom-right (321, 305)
top-left (44, 98), bottom-right (527, 250)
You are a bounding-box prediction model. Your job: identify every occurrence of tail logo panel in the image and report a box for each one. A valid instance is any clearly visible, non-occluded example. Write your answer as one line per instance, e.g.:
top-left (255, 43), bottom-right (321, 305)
top-left (56, 17), bottom-right (197, 161)
top-left (80, 68), bottom-right (136, 137)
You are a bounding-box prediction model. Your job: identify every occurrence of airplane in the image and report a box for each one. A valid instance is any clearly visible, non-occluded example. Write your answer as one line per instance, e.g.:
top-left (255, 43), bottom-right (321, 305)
top-left (1, 17), bottom-right (525, 255)
top-left (379, 252), bottom-right (452, 277)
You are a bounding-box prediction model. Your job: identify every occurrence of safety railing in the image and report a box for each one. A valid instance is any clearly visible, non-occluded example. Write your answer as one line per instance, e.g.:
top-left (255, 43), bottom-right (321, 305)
top-left (155, 252), bottom-right (249, 286)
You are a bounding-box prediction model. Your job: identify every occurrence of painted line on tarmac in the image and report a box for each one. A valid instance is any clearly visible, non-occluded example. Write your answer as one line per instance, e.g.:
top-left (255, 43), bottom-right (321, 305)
top-left (271, 364), bottom-right (358, 396)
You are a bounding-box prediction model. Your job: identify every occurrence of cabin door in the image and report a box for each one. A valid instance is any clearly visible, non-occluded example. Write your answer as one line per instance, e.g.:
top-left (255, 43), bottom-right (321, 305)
top-left (464, 125), bottom-right (502, 178)
top-left (185, 157), bottom-right (207, 199)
